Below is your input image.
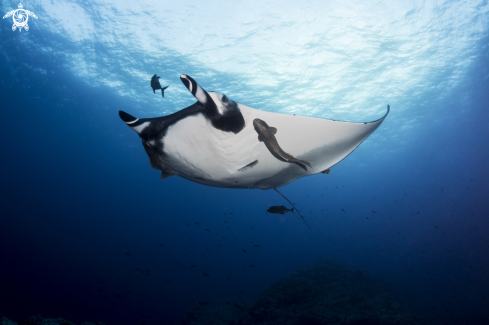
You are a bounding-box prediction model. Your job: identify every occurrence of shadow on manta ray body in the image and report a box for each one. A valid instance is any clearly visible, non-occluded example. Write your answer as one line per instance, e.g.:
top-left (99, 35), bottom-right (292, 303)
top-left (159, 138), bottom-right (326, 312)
top-left (119, 74), bottom-right (389, 227)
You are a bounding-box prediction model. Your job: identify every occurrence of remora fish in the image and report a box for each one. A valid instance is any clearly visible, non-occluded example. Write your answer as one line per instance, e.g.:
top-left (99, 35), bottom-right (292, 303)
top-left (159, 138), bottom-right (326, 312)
top-left (253, 118), bottom-right (312, 171)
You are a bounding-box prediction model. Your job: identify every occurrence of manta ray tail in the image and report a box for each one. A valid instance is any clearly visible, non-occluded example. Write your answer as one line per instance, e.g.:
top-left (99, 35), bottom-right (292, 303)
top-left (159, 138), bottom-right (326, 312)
top-left (273, 188), bottom-right (310, 229)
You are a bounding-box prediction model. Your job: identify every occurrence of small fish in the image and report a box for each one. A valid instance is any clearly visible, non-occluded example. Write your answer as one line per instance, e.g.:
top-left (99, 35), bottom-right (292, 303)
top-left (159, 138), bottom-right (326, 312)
top-left (191, 265), bottom-right (197, 268)
top-left (151, 74), bottom-right (169, 97)
top-left (320, 168), bottom-right (330, 174)
top-left (203, 273), bottom-right (210, 278)
top-left (341, 209), bottom-right (345, 212)
top-left (205, 229), bottom-right (211, 232)
top-left (195, 222), bottom-right (200, 225)
top-left (125, 252), bottom-right (131, 256)
top-left (267, 205), bottom-right (294, 214)
top-left (158, 243), bottom-right (164, 247)
top-left (254, 245), bottom-right (260, 247)
top-left (249, 265), bottom-right (256, 268)
top-left (242, 248), bottom-right (247, 253)
top-left (372, 210), bottom-right (377, 213)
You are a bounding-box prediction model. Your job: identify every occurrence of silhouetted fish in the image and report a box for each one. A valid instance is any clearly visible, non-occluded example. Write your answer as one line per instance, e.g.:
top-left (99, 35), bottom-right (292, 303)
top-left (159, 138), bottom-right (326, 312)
top-left (266, 205), bottom-right (294, 214)
top-left (151, 74), bottom-right (169, 97)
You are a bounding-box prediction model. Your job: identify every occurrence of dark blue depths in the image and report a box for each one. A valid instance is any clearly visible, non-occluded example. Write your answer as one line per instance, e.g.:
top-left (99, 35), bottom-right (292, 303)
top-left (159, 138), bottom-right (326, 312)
top-left (1, 30), bottom-right (489, 325)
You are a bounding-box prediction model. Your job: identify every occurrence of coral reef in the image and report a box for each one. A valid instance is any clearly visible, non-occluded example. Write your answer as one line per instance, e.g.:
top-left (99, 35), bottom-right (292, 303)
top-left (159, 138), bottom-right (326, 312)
top-left (183, 259), bottom-right (422, 325)
top-left (0, 314), bottom-right (105, 325)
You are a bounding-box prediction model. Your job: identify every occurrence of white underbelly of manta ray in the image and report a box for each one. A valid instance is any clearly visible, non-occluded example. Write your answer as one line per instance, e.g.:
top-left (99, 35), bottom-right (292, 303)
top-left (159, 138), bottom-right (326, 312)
top-left (119, 74), bottom-right (389, 190)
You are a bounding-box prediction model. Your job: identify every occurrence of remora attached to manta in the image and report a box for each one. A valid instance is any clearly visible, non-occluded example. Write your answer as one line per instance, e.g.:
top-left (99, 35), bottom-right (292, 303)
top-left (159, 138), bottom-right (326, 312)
top-left (119, 74), bottom-right (389, 190)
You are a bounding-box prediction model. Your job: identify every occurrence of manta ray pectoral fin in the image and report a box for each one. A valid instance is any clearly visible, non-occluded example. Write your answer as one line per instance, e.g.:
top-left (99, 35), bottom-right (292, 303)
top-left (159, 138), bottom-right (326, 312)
top-left (269, 127), bottom-right (277, 135)
top-left (119, 111), bottom-right (138, 124)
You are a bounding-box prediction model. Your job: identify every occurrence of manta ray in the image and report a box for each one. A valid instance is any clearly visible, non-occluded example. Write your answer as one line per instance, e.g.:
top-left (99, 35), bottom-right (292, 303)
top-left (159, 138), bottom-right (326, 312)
top-left (119, 74), bottom-right (389, 190)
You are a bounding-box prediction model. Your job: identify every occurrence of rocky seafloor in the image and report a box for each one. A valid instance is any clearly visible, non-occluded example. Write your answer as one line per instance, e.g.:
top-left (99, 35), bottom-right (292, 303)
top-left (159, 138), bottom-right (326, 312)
top-left (2, 259), bottom-right (422, 325)
top-left (0, 315), bottom-right (105, 325)
top-left (183, 258), bottom-right (422, 325)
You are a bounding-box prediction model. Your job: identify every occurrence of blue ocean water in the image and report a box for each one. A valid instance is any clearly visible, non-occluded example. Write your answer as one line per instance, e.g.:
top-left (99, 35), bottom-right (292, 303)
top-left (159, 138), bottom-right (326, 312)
top-left (1, 1), bottom-right (488, 324)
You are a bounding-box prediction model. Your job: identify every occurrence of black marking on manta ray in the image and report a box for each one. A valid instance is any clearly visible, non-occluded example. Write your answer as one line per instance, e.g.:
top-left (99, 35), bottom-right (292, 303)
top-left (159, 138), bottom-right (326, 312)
top-left (180, 74), bottom-right (245, 134)
top-left (238, 160), bottom-right (258, 172)
top-left (119, 102), bottom-right (204, 153)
